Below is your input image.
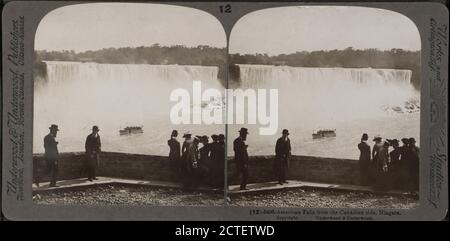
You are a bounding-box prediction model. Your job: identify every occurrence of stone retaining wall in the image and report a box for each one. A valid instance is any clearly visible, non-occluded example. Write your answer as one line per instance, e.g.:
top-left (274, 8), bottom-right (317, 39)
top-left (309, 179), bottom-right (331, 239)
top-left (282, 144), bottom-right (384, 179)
top-left (33, 152), bottom-right (180, 183)
top-left (227, 155), bottom-right (359, 185)
top-left (33, 152), bottom-right (360, 185)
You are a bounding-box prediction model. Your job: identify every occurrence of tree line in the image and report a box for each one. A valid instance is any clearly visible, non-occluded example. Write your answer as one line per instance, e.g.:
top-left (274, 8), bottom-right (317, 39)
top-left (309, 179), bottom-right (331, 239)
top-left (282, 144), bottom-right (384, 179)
top-left (35, 44), bottom-right (227, 66)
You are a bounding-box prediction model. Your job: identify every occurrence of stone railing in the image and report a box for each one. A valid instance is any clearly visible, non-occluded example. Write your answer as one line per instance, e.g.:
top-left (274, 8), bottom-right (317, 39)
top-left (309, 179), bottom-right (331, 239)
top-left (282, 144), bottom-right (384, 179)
top-left (33, 152), bottom-right (360, 185)
top-left (33, 152), bottom-right (180, 183)
top-left (227, 155), bottom-right (360, 185)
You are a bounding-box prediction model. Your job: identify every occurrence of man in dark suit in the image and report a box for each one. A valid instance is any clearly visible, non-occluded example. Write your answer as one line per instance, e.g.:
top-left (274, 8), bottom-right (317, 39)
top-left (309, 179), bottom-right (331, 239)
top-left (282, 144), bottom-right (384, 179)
top-left (44, 124), bottom-right (60, 187)
top-left (168, 130), bottom-right (181, 173)
top-left (209, 135), bottom-right (219, 162)
top-left (216, 134), bottom-right (226, 189)
top-left (209, 134), bottom-right (220, 187)
top-left (85, 125), bottom-right (101, 181)
top-left (275, 129), bottom-right (291, 185)
top-left (197, 135), bottom-right (211, 181)
top-left (398, 138), bottom-right (410, 189)
top-left (408, 137), bottom-right (420, 192)
top-left (234, 128), bottom-right (249, 190)
top-left (388, 139), bottom-right (401, 188)
top-left (358, 133), bottom-right (371, 185)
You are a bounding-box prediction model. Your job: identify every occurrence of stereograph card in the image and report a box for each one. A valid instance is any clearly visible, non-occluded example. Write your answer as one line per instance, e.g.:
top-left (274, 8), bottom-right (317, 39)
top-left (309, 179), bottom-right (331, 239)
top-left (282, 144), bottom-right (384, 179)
top-left (1, 1), bottom-right (448, 221)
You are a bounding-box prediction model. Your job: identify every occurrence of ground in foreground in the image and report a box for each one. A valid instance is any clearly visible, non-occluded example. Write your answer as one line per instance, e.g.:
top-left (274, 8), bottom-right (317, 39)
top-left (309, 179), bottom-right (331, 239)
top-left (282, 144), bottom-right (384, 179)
top-left (34, 184), bottom-right (418, 209)
top-left (229, 188), bottom-right (418, 209)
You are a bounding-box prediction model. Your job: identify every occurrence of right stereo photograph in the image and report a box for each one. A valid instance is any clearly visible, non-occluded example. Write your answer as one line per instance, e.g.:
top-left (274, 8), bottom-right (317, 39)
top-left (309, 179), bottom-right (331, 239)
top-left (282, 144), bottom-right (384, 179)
top-left (227, 6), bottom-right (421, 209)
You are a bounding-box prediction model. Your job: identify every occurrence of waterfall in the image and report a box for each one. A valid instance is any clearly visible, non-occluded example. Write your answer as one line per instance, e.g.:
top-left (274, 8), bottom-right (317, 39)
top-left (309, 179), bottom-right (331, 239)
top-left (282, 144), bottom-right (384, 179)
top-left (227, 64), bottom-right (420, 158)
top-left (236, 64), bottom-right (420, 127)
top-left (33, 61), bottom-right (420, 156)
top-left (238, 64), bottom-right (413, 89)
top-left (33, 61), bottom-right (222, 153)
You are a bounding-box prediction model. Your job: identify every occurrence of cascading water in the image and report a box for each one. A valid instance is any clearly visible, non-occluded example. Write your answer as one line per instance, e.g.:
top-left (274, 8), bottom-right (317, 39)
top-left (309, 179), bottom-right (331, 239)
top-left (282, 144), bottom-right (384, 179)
top-left (33, 61), bottom-right (224, 154)
top-left (228, 64), bottom-right (420, 159)
top-left (237, 64), bottom-right (419, 124)
top-left (34, 62), bottom-right (420, 159)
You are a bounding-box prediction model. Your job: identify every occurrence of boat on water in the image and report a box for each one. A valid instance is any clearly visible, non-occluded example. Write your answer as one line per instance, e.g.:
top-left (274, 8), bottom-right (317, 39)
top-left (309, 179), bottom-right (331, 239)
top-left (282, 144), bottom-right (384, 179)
top-left (119, 126), bottom-right (144, 135)
top-left (312, 129), bottom-right (336, 139)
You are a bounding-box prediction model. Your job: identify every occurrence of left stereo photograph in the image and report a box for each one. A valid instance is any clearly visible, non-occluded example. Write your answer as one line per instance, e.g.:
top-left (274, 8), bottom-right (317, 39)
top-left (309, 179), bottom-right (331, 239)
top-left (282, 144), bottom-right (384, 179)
top-left (32, 3), bottom-right (227, 207)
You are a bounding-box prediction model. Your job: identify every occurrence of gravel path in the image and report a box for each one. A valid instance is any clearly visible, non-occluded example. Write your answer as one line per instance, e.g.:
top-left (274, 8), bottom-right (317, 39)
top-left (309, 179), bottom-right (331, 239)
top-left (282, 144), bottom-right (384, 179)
top-left (34, 184), bottom-right (225, 206)
top-left (229, 189), bottom-right (419, 209)
top-left (34, 184), bottom-right (418, 209)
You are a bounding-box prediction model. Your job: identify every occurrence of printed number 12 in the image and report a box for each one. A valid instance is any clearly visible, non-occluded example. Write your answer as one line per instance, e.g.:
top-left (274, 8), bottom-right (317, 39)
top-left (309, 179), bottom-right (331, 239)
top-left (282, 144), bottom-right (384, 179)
top-left (220, 4), bottom-right (232, 13)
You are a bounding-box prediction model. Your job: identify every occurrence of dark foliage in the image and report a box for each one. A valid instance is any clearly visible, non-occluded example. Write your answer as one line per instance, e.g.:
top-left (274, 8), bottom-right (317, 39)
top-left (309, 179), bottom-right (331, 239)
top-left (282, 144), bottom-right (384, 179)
top-left (35, 44), bottom-right (227, 66)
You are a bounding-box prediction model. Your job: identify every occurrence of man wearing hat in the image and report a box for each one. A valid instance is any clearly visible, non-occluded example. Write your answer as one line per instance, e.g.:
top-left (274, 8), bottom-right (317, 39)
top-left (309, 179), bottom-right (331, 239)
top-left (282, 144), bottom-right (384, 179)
top-left (397, 138), bottom-right (412, 188)
top-left (85, 125), bottom-right (101, 181)
top-left (408, 137), bottom-right (420, 191)
top-left (197, 135), bottom-right (211, 181)
top-left (209, 135), bottom-right (220, 187)
top-left (216, 134), bottom-right (226, 189)
top-left (234, 128), bottom-right (249, 190)
top-left (44, 124), bottom-right (60, 187)
top-left (209, 134), bottom-right (219, 165)
top-left (183, 136), bottom-right (200, 190)
top-left (180, 132), bottom-right (197, 190)
top-left (218, 134), bottom-right (225, 142)
top-left (409, 138), bottom-right (419, 158)
top-left (388, 139), bottom-right (400, 165)
top-left (388, 139), bottom-right (401, 188)
top-left (399, 137), bottom-right (410, 168)
top-left (275, 129), bottom-right (291, 185)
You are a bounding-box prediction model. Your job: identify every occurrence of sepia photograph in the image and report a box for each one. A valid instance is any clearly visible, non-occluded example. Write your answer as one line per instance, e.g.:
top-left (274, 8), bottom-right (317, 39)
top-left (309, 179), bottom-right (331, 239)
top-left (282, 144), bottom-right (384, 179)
top-left (1, 0), bottom-right (448, 223)
top-left (32, 3), bottom-right (227, 206)
top-left (227, 6), bottom-right (421, 209)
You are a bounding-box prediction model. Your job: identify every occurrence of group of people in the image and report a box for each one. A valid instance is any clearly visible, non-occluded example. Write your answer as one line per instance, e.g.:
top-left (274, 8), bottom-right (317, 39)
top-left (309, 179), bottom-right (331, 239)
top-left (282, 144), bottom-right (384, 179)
top-left (358, 133), bottom-right (419, 192)
top-left (170, 127), bottom-right (293, 191)
top-left (233, 128), bottom-right (292, 190)
top-left (35, 124), bottom-right (101, 187)
top-left (168, 130), bottom-right (225, 190)
top-left (35, 124), bottom-right (295, 193)
top-left (36, 123), bottom-right (418, 193)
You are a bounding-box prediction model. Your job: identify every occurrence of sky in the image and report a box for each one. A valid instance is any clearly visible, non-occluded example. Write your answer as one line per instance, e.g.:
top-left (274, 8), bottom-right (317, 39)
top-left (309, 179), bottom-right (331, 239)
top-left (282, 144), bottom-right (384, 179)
top-left (35, 3), bottom-right (226, 52)
top-left (35, 4), bottom-right (421, 55)
top-left (229, 6), bottom-right (421, 55)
